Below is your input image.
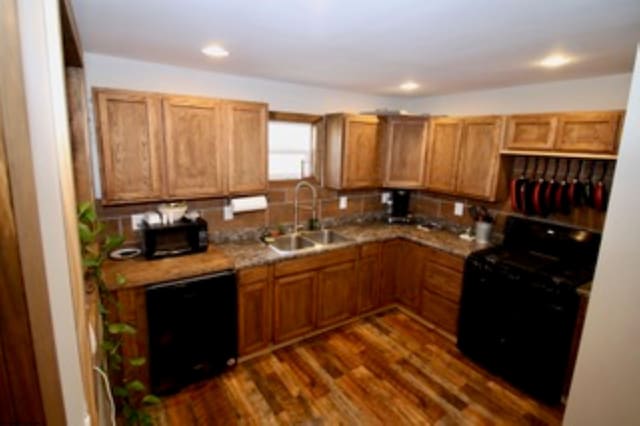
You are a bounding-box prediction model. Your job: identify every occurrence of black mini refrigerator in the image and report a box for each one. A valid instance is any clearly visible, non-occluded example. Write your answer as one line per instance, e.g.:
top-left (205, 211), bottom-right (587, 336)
top-left (146, 270), bottom-right (237, 395)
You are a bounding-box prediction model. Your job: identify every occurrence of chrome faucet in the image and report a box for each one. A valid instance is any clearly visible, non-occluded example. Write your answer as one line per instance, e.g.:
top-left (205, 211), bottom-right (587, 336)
top-left (293, 181), bottom-right (318, 233)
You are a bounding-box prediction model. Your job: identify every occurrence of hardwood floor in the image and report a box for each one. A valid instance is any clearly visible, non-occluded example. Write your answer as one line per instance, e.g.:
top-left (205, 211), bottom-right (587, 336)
top-left (148, 309), bottom-right (563, 425)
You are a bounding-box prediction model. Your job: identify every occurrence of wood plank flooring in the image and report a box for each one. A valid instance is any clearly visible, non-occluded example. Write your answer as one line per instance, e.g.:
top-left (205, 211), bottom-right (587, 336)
top-left (148, 309), bottom-right (563, 425)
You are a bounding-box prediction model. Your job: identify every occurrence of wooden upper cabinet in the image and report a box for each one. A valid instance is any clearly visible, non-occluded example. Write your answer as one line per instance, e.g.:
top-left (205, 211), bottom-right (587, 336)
top-left (227, 101), bottom-right (268, 194)
top-left (504, 114), bottom-right (558, 151)
top-left (323, 114), bottom-right (379, 189)
top-left (381, 116), bottom-right (429, 188)
top-left (555, 111), bottom-right (622, 154)
top-left (455, 116), bottom-right (505, 200)
top-left (162, 96), bottom-right (226, 198)
top-left (424, 118), bottom-right (463, 193)
top-left (94, 89), bottom-right (164, 203)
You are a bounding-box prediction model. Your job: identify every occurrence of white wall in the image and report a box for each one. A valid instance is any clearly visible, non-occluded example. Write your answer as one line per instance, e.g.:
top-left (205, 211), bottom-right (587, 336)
top-left (563, 46), bottom-right (640, 425)
top-left (17, 1), bottom-right (87, 424)
top-left (84, 53), bottom-right (404, 114)
top-left (403, 73), bottom-right (632, 115)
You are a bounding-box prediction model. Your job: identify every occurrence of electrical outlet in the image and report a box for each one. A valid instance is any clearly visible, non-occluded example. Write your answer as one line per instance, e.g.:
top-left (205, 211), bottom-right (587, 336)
top-left (223, 204), bottom-right (234, 221)
top-left (131, 213), bottom-right (145, 230)
top-left (339, 196), bottom-right (348, 210)
top-left (454, 202), bottom-right (465, 217)
top-left (381, 192), bottom-right (391, 203)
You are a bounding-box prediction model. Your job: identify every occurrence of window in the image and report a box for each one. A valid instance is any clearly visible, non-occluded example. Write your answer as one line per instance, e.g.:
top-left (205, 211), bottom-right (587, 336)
top-left (268, 121), bottom-right (315, 180)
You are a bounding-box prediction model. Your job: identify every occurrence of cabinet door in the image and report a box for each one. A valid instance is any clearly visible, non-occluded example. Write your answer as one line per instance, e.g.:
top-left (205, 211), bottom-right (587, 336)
top-left (95, 89), bottom-right (164, 203)
top-left (382, 117), bottom-right (428, 188)
top-left (274, 272), bottom-right (316, 343)
top-left (238, 280), bottom-right (271, 356)
top-left (424, 118), bottom-right (462, 193)
top-left (343, 116), bottom-right (379, 188)
top-left (420, 289), bottom-right (459, 335)
top-left (227, 101), bottom-right (268, 194)
top-left (162, 96), bottom-right (226, 197)
top-left (395, 242), bottom-right (424, 310)
top-left (555, 112), bottom-right (621, 154)
top-left (317, 261), bottom-right (358, 328)
top-left (423, 261), bottom-right (463, 303)
top-left (455, 116), bottom-right (504, 200)
top-left (504, 114), bottom-right (558, 151)
top-left (380, 240), bottom-right (401, 305)
top-left (357, 254), bottom-right (381, 313)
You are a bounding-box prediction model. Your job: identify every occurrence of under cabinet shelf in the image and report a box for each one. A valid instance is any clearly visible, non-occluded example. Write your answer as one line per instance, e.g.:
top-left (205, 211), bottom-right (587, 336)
top-left (500, 149), bottom-right (617, 161)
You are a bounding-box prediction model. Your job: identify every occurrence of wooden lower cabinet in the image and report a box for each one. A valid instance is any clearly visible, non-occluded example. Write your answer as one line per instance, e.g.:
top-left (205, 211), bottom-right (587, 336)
top-left (357, 244), bottom-right (382, 313)
top-left (237, 269), bottom-right (271, 356)
top-left (395, 241), bottom-right (424, 310)
top-left (273, 272), bottom-right (317, 343)
top-left (380, 240), bottom-right (401, 304)
top-left (420, 289), bottom-right (459, 335)
top-left (317, 261), bottom-right (358, 327)
top-left (419, 248), bottom-right (464, 336)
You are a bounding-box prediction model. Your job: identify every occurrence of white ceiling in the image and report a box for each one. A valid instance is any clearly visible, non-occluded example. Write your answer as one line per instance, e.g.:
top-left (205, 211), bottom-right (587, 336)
top-left (71, 0), bottom-right (640, 96)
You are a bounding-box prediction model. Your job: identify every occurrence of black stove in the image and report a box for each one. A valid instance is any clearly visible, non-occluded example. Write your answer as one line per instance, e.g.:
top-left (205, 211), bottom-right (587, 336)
top-left (457, 216), bottom-right (600, 404)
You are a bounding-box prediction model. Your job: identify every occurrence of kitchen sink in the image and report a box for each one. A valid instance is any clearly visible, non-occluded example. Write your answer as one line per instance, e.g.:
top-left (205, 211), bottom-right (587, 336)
top-left (268, 230), bottom-right (353, 254)
top-left (269, 234), bottom-right (316, 254)
top-left (302, 229), bottom-right (352, 245)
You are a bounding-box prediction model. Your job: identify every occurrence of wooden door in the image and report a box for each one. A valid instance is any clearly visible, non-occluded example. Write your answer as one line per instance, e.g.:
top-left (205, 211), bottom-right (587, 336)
top-left (380, 239), bottom-right (401, 304)
top-left (317, 261), bottom-right (358, 327)
top-left (227, 101), bottom-right (268, 194)
top-left (424, 118), bottom-right (462, 193)
top-left (382, 117), bottom-right (428, 188)
top-left (357, 245), bottom-right (382, 313)
top-left (238, 277), bottom-right (271, 356)
top-left (455, 116), bottom-right (504, 200)
top-left (274, 272), bottom-right (317, 343)
top-left (420, 289), bottom-right (459, 335)
top-left (504, 114), bottom-right (558, 151)
top-left (555, 111), bottom-right (622, 154)
top-left (343, 115), bottom-right (379, 188)
top-left (162, 96), bottom-right (226, 197)
top-left (94, 89), bottom-right (164, 203)
top-left (395, 242), bottom-right (424, 310)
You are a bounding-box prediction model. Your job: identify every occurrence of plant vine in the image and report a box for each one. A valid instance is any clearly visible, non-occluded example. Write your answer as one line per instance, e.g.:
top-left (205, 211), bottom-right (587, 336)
top-left (78, 202), bottom-right (160, 425)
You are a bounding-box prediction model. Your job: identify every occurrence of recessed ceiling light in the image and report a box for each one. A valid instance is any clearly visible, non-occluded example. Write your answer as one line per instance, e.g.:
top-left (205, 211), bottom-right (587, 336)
top-left (400, 81), bottom-right (419, 91)
top-left (538, 54), bottom-right (572, 68)
top-left (202, 44), bottom-right (229, 58)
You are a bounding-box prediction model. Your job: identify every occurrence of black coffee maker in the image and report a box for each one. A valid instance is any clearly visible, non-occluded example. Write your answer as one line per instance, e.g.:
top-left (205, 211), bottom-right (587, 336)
top-left (388, 189), bottom-right (412, 223)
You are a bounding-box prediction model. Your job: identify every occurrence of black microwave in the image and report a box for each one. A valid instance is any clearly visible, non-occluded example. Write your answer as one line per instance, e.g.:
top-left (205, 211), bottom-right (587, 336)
top-left (142, 217), bottom-right (209, 259)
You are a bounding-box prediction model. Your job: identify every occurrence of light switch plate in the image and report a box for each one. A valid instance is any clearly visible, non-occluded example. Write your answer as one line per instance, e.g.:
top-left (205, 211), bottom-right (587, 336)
top-left (454, 202), bottom-right (464, 217)
top-left (131, 213), bottom-right (145, 230)
top-left (381, 192), bottom-right (391, 204)
top-left (223, 204), bottom-right (234, 221)
top-left (339, 196), bottom-right (348, 210)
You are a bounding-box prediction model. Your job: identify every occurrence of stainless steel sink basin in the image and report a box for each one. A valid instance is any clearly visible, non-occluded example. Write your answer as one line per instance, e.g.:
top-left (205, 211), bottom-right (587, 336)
top-left (269, 234), bottom-right (316, 254)
top-left (302, 229), bottom-right (352, 245)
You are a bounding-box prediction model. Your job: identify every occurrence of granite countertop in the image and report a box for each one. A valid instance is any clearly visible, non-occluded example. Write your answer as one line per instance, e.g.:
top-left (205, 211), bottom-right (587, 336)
top-left (104, 223), bottom-right (488, 289)
top-left (218, 223), bottom-right (488, 269)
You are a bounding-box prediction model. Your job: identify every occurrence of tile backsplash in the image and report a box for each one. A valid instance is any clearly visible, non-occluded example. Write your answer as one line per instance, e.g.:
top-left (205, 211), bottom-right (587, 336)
top-left (96, 179), bottom-right (385, 244)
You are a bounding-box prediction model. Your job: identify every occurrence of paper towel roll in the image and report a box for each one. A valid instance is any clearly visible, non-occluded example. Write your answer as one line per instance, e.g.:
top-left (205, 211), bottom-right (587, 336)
top-left (231, 196), bottom-right (268, 213)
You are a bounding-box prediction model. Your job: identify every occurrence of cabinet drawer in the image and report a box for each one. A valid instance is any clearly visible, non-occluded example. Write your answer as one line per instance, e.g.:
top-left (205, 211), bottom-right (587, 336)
top-left (420, 289), bottom-right (459, 335)
top-left (423, 262), bottom-right (462, 303)
top-left (360, 242), bottom-right (381, 258)
top-left (238, 265), bottom-right (269, 285)
top-left (423, 247), bottom-right (465, 272)
top-left (274, 247), bottom-right (358, 277)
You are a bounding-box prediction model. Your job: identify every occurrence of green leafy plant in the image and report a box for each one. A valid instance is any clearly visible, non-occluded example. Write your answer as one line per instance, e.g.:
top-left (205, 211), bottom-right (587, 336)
top-left (78, 202), bottom-right (160, 425)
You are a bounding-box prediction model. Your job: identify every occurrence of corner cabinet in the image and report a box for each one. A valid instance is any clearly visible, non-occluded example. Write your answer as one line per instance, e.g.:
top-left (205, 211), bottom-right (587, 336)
top-left (380, 116), bottom-right (429, 188)
top-left (323, 114), bottom-right (380, 189)
top-left (94, 89), bottom-right (164, 202)
top-left (425, 116), bottom-right (505, 201)
top-left (94, 88), bottom-right (268, 204)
